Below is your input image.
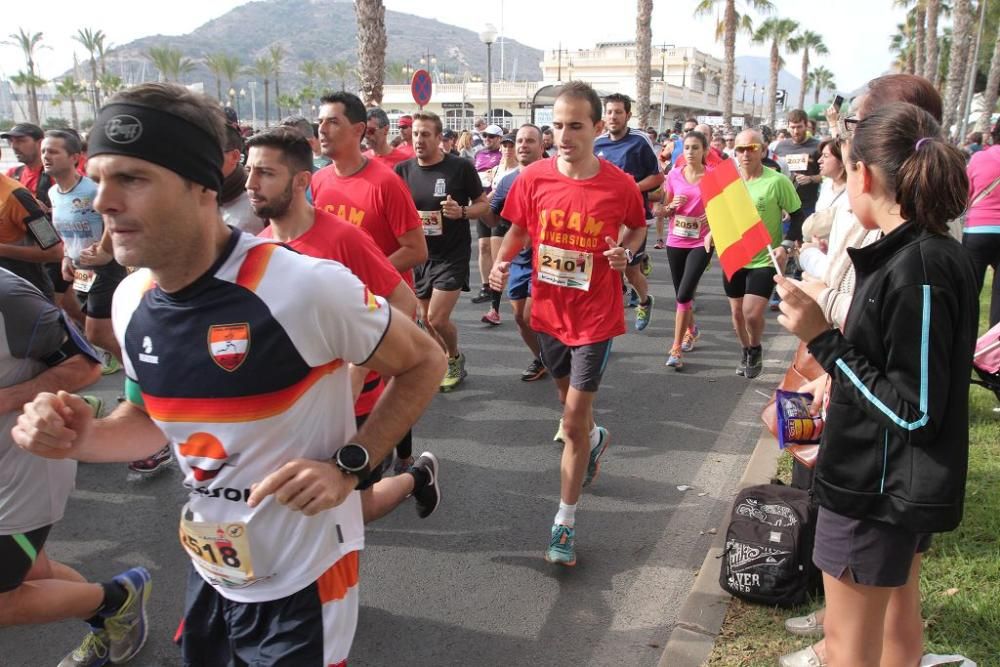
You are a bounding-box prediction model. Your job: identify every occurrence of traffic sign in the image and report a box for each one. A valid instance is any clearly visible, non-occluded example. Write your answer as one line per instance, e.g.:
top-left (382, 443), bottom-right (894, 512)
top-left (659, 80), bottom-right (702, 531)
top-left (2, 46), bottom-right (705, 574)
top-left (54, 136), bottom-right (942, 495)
top-left (411, 69), bottom-right (433, 109)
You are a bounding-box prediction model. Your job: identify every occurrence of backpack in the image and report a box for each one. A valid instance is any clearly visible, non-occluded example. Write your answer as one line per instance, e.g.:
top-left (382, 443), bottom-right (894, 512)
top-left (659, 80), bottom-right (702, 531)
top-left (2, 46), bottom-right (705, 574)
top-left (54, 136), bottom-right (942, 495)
top-left (13, 164), bottom-right (53, 209)
top-left (719, 482), bottom-right (821, 608)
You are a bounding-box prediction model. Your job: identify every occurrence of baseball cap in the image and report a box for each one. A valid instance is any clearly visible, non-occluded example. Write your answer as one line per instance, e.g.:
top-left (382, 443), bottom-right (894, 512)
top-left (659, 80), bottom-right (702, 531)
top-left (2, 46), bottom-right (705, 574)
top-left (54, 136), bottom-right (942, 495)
top-left (1, 123), bottom-right (44, 141)
top-left (442, 129), bottom-right (457, 140)
top-left (398, 115), bottom-right (413, 128)
top-left (483, 124), bottom-right (504, 137)
top-left (500, 132), bottom-right (516, 144)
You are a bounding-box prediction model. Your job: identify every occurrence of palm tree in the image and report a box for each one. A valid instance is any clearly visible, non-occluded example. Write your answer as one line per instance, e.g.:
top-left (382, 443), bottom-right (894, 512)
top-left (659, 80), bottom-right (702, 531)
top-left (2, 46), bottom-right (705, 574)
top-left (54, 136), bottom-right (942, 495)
top-left (5, 29), bottom-right (45, 125)
top-left (634, 0), bottom-right (653, 127)
top-left (942, 0), bottom-right (973, 135)
top-left (753, 17), bottom-right (799, 126)
top-left (808, 66), bottom-right (836, 105)
top-left (925, 0), bottom-right (942, 79)
top-left (98, 73), bottom-right (123, 97)
top-left (788, 30), bottom-right (827, 111)
top-left (145, 46), bottom-right (195, 83)
top-left (269, 44), bottom-right (287, 119)
top-left (300, 60), bottom-right (321, 91)
top-left (385, 61), bottom-right (408, 85)
top-left (893, 0), bottom-right (927, 77)
top-left (277, 93), bottom-right (300, 118)
top-left (355, 0), bottom-right (387, 105)
top-left (329, 60), bottom-right (353, 91)
top-left (53, 77), bottom-right (86, 128)
top-left (246, 57), bottom-right (273, 126)
top-left (73, 28), bottom-right (105, 109)
top-left (220, 55), bottom-right (242, 99)
top-left (205, 53), bottom-right (230, 101)
top-left (694, 0), bottom-right (775, 128)
top-left (890, 23), bottom-right (916, 74)
top-left (975, 30), bottom-right (1000, 132)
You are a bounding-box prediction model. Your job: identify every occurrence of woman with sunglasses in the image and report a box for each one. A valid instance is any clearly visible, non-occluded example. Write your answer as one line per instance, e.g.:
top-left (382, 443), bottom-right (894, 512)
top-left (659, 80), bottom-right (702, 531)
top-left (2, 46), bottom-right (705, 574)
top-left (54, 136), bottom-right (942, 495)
top-left (774, 102), bottom-right (977, 667)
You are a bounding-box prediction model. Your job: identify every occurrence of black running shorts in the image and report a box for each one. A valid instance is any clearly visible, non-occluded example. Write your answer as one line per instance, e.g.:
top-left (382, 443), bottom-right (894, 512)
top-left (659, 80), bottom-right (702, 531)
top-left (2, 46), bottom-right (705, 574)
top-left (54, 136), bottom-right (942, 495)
top-left (536, 332), bottom-right (612, 393)
top-left (722, 266), bottom-right (777, 299)
top-left (80, 261), bottom-right (128, 319)
top-left (414, 257), bottom-right (470, 300)
top-left (0, 525), bottom-right (51, 593)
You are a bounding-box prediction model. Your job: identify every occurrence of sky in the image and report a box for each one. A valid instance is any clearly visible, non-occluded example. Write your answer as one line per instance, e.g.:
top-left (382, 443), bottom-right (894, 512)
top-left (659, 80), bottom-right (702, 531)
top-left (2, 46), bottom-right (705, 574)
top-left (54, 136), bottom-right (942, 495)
top-left (1, 0), bottom-right (909, 93)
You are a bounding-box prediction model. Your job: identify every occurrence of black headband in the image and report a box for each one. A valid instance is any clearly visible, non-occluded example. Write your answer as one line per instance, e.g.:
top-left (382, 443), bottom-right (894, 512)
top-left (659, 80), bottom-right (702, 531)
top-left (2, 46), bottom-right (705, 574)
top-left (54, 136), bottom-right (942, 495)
top-left (89, 102), bottom-right (224, 192)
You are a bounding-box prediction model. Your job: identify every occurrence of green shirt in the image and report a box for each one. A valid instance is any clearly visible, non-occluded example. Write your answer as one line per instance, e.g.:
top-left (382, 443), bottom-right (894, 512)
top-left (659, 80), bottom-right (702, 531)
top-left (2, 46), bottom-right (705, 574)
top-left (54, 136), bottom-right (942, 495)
top-left (744, 166), bottom-right (801, 269)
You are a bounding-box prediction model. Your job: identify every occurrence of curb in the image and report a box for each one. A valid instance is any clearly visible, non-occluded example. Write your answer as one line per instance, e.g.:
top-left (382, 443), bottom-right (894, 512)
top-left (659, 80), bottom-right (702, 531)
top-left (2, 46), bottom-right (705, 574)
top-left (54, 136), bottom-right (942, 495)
top-left (657, 428), bottom-right (784, 667)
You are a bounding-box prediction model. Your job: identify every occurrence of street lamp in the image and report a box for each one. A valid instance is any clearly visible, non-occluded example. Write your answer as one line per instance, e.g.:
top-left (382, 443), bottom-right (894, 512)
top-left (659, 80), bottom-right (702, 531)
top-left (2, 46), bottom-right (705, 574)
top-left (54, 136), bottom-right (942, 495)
top-left (741, 77), bottom-right (747, 103)
top-left (750, 83), bottom-right (758, 124)
top-left (228, 87), bottom-right (236, 108)
top-left (682, 56), bottom-right (689, 89)
top-left (238, 88), bottom-right (246, 120)
top-left (249, 81), bottom-right (258, 129)
top-left (420, 50), bottom-right (437, 80)
top-left (479, 23), bottom-right (497, 126)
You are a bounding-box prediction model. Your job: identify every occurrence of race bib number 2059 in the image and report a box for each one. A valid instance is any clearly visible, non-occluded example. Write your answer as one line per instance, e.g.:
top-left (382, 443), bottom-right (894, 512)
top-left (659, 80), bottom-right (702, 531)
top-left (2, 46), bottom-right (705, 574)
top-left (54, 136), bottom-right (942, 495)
top-left (537, 243), bottom-right (593, 291)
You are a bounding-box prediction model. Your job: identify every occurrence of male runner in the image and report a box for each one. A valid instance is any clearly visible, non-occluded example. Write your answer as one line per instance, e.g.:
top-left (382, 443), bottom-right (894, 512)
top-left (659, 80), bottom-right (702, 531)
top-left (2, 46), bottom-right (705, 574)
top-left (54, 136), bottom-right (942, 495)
top-left (594, 93), bottom-right (663, 331)
top-left (247, 126), bottom-right (440, 519)
top-left (726, 129), bottom-right (803, 378)
top-left (395, 111), bottom-right (488, 392)
top-left (772, 109), bottom-right (821, 230)
top-left (490, 82), bottom-right (646, 566)
top-left (13, 82), bottom-right (445, 666)
top-left (471, 124), bottom-right (504, 304)
top-left (396, 115), bottom-right (416, 158)
top-left (311, 92), bottom-right (427, 288)
top-left (670, 118), bottom-right (698, 166)
top-left (483, 123), bottom-right (547, 381)
top-left (364, 108), bottom-right (411, 169)
top-left (0, 268), bottom-right (150, 667)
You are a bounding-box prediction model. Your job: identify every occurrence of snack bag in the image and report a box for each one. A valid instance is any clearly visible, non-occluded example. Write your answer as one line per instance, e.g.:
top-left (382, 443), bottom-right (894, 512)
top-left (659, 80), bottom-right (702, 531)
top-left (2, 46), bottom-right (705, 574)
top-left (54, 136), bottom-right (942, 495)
top-left (775, 390), bottom-right (824, 449)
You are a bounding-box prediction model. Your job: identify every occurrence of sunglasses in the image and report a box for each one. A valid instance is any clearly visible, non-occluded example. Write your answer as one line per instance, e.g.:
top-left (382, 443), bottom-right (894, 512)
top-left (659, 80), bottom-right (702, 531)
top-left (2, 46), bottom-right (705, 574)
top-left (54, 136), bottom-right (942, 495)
top-left (734, 144), bottom-right (761, 153)
top-left (836, 116), bottom-right (860, 141)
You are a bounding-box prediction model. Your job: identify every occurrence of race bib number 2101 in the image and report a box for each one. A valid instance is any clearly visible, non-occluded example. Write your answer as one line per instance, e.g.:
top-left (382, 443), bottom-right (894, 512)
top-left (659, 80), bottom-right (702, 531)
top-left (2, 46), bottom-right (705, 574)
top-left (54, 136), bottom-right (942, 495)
top-left (537, 243), bottom-right (593, 291)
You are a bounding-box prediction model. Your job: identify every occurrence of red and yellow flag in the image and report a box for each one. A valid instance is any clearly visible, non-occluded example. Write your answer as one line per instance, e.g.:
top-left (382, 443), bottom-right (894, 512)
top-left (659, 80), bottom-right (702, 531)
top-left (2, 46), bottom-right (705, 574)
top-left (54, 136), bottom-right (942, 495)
top-left (699, 159), bottom-right (773, 279)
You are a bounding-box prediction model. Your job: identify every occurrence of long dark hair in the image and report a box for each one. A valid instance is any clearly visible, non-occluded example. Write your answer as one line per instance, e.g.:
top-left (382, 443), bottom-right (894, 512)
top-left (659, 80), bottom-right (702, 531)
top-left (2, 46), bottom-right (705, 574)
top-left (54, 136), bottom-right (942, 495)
top-left (683, 130), bottom-right (708, 166)
top-left (850, 102), bottom-right (968, 235)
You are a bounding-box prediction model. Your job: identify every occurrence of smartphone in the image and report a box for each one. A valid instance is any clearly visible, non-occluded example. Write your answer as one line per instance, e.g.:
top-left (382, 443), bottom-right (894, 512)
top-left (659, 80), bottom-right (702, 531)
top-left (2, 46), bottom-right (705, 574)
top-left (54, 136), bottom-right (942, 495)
top-left (833, 94), bottom-right (844, 109)
top-left (26, 215), bottom-right (61, 250)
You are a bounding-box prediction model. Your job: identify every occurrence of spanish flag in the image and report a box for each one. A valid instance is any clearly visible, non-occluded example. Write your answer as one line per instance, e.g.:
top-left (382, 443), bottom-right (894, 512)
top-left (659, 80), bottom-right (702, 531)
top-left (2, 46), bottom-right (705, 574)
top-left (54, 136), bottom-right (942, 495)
top-left (699, 159), bottom-right (773, 279)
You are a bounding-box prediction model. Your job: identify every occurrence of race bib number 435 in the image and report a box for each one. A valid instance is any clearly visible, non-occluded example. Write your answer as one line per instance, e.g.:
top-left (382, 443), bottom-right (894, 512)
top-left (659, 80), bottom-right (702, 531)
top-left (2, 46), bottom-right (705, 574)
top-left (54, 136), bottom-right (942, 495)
top-left (180, 515), bottom-right (255, 588)
top-left (537, 243), bottom-right (593, 291)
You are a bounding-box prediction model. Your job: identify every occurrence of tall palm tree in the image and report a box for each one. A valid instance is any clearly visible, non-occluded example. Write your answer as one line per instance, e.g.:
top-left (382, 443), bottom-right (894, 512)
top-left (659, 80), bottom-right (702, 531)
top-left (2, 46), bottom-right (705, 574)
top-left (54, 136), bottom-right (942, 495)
top-left (145, 46), bottom-right (196, 83)
top-left (894, 0), bottom-right (927, 77)
top-left (634, 0), bottom-right (653, 127)
top-left (808, 66), bottom-right (836, 104)
top-left (694, 0), bottom-right (775, 128)
top-left (5, 29), bottom-right (45, 124)
top-left (942, 0), bottom-right (973, 135)
top-left (975, 30), bottom-right (1000, 132)
top-left (925, 0), bottom-right (942, 79)
top-left (205, 53), bottom-right (230, 101)
top-left (300, 60), bottom-right (321, 91)
top-left (98, 73), bottom-right (123, 97)
top-left (753, 17), bottom-right (799, 126)
top-left (890, 23), bottom-right (916, 74)
top-left (220, 55), bottom-right (242, 99)
top-left (54, 77), bottom-right (85, 129)
top-left (269, 44), bottom-right (288, 119)
top-left (246, 57), bottom-right (273, 126)
top-left (73, 28), bottom-right (105, 109)
top-left (329, 60), bottom-right (353, 91)
top-left (355, 0), bottom-right (387, 105)
top-left (788, 30), bottom-right (827, 111)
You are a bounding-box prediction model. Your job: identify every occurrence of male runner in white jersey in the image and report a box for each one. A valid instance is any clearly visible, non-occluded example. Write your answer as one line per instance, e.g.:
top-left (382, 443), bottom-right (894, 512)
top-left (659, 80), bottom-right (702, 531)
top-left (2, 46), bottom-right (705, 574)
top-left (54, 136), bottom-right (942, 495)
top-left (13, 83), bottom-right (445, 666)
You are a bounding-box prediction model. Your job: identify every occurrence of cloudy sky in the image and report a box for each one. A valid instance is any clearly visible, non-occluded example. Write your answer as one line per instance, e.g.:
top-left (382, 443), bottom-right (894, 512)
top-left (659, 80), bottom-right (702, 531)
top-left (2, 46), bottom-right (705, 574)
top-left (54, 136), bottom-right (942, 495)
top-left (1, 0), bottom-right (908, 92)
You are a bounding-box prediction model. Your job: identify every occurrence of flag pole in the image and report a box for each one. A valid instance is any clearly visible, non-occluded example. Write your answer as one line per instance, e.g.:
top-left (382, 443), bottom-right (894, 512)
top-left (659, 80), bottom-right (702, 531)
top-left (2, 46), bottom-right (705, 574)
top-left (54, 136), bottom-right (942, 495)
top-left (767, 244), bottom-right (783, 274)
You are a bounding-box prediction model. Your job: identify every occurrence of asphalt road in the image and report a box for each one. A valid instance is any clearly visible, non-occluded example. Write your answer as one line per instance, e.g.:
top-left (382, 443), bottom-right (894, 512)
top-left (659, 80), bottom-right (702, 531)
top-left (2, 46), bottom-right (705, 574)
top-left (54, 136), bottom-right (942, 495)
top-left (0, 247), bottom-right (795, 667)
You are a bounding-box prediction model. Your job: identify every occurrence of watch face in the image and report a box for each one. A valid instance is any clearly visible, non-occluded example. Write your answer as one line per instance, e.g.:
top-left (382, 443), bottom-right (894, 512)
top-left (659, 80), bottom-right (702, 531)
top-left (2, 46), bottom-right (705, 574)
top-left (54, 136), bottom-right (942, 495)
top-left (338, 444), bottom-right (369, 472)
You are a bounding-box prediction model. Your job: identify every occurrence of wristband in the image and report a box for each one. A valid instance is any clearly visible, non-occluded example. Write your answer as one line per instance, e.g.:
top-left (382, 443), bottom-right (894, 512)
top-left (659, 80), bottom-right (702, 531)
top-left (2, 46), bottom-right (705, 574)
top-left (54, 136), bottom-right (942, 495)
top-left (461, 205), bottom-right (467, 219)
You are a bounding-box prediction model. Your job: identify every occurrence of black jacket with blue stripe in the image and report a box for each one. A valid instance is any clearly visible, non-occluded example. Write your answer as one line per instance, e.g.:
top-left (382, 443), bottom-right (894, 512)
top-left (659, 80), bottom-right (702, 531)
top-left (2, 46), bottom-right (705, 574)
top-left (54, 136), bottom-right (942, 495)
top-left (807, 221), bottom-right (978, 533)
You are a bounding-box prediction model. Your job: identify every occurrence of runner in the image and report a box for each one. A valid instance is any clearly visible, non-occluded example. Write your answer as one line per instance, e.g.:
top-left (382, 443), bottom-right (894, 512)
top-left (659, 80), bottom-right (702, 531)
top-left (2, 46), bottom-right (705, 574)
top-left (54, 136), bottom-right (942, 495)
top-left (658, 130), bottom-right (713, 370)
top-left (396, 115), bottom-right (416, 158)
top-left (670, 118), bottom-right (698, 167)
top-left (247, 126), bottom-right (441, 520)
top-left (483, 123), bottom-right (547, 380)
top-left (772, 109), bottom-right (822, 239)
top-left (310, 92), bottom-right (427, 288)
top-left (395, 111), bottom-right (488, 392)
top-left (13, 82), bottom-right (445, 666)
top-left (0, 268), bottom-right (152, 667)
top-left (471, 124), bottom-right (504, 304)
top-left (0, 173), bottom-right (62, 300)
top-left (364, 108), bottom-right (412, 169)
top-left (725, 129), bottom-right (803, 378)
top-left (490, 81), bottom-right (647, 566)
top-left (480, 132), bottom-right (520, 325)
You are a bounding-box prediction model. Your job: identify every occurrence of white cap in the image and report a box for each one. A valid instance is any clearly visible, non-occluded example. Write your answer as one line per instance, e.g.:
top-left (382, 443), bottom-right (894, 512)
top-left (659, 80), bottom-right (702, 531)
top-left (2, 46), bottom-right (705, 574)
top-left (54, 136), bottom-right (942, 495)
top-left (483, 124), bottom-right (504, 136)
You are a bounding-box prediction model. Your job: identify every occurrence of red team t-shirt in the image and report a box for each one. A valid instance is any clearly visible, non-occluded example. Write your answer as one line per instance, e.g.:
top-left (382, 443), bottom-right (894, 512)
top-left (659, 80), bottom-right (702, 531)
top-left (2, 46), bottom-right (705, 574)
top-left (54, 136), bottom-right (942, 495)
top-left (310, 159), bottom-right (422, 286)
top-left (502, 157), bottom-right (646, 346)
top-left (363, 146), bottom-right (412, 169)
top-left (259, 208), bottom-right (403, 417)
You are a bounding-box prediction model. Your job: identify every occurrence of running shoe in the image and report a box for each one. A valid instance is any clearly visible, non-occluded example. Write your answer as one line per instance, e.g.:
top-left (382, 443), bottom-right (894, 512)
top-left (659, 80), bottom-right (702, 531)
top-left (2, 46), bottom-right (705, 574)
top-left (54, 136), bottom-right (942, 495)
top-left (481, 308), bottom-right (501, 326)
top-left (57, 630), bottom-right (110, 667)
top-left (82, 395), bottom-right (104, 419)
top-left (553, 418), bottom-right (565, 444)
top-left (745, 346), bottom-right (764, 379)
top-left (545, 524), bottom-right (576, 566)
top-left (100, 351), bottom-right (121, 376)
top-left (410, 452), bottom-right (440, 519)
top-left (520, 357), bottom-right (547, 382)
top-left (127, 445), bottom-right (173, 474)
top-left (681, 325), bottom-right (700, 353)
top-left (624, 287), bottom-right (639, 308)
top-left (769, 290), bottom-right (781, 312)
top-left (582, 426), bottom-right (609, 487)
top-left (439, 353), bottom-right (467, 392)
top-left (735, 348), bottom-right (749, 376)
top-left (470, 287), bottom-right (492, 304)
top-left (392, 455), bottom-right (415, 477)
top-left (103, 567), bottom-right (152, 663)
top-left (665, 346), bottom-right (683, 370)
top-left (634, 295), bottom-right (653, 331)
top-left (653, 238), bottom-right (665, 250)
top-left (641, 255), bottom-right (652, 277)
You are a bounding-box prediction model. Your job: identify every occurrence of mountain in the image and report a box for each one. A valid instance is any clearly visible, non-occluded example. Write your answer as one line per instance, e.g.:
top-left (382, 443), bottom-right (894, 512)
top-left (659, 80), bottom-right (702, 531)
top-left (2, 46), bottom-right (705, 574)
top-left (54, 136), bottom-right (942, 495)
top-left (87, 0), bottom-right (542, 109)
top-left (735, 55), bottom-right (846, 109)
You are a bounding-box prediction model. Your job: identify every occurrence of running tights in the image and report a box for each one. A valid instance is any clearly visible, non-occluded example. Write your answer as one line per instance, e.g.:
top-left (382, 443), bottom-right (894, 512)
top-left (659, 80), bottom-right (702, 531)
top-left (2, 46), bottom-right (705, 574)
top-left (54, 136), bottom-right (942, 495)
top-left (964, 232), bottom-right (1000, 327)
top-left (667, 245), bottom-right (712, 307)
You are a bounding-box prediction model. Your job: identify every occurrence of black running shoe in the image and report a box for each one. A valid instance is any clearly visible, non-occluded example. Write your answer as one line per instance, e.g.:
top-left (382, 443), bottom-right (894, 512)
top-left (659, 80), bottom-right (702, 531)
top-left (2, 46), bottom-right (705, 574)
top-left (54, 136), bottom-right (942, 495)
top-left (471, 287), bottom-right (492, 304)
top-left (410, 452), bottom-right (440, 519)
top-left (521, 358), bottom-right (548, 382)
top-left (745, 346), bottom-right (763, 379)
top-left (735, 348), bottom-right (749, 376)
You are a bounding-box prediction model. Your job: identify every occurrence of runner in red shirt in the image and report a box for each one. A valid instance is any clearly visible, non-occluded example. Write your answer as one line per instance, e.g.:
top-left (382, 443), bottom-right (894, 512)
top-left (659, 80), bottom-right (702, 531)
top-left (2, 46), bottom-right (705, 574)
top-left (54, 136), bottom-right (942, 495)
top-left (311, 93), bottom-right (427, 288)
top-left (247, 126), bottom-right (441, 522)
top-left (364, 108), bottom-right (413, 169)
top-left (395, 116), bottom-right (416, 158)
top-left (490, 82), bottom-right (646, 567)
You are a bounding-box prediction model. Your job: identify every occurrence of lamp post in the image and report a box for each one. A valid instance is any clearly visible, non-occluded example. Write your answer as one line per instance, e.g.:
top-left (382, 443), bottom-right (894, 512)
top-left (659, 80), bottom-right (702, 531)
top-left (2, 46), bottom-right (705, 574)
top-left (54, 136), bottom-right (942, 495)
top-left (238, 88), bottom-right (246, 120)
top-left (228, 87), bottom-right (236, 110)
top-left (420, 50), bottom-right (437, 82)
top-left (249, 81), bottom-right (258, 129)
top-left (658, 44), bottom-right (671, 133)
top-left (479, 23), bottom-right (498, 127)
top-left (750, 83), bottom-right (758, 124)
top-left (741, 77), bottom-right (747, 103)
top-left (682, 56), bottom-right (689, 88)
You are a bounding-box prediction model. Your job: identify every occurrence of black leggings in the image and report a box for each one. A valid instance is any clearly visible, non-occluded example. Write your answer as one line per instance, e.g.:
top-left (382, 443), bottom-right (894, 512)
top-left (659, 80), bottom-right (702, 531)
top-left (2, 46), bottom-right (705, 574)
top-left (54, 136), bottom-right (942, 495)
top-left (963, 232), bottom-right (1000, 327)
top-left (667, 245), bottom-right (713, 306)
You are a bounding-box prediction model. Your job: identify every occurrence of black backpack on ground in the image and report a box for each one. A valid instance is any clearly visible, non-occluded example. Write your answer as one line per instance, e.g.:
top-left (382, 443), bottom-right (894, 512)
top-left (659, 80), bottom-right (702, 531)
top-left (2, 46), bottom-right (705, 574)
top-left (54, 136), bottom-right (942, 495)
top-left (719, 482), bottom-right (821, 608)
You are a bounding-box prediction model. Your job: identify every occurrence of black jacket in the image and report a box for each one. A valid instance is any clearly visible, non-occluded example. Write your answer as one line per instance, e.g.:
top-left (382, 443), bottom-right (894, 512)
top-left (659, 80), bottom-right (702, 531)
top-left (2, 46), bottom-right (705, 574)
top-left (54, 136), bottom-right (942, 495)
top-left (807, 222), bottom-right (978, 533)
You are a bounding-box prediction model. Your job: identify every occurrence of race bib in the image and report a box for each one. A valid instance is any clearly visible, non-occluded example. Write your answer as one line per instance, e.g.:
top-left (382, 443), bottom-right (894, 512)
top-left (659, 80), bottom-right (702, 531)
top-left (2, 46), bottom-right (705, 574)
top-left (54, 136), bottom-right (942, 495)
top-left (419, 210), bottom-right (443, 236)
top-left (537, 243), bottom-right (593, 291)
top-left (785, 153), bottom-right (809, 172)
top-left (479, 170), bottom-right (493, 188)
top-left (73, 269), bottom-right (96, 293)
top-left (673, 215), bottom-right (705, 240)
top-left (180, 513), bottom-right (255, 588)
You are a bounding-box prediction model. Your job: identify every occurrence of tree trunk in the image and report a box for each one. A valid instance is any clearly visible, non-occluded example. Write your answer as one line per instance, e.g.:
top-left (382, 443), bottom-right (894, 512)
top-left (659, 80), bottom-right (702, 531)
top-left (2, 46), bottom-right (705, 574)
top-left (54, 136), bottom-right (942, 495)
top-left (798, 50), bottom-right (809, 111)
top-left (767, 41), bottom-right (779, 126)
top-left (264, 80), bottom-right (271, 127)
top-left (90, 57), bottom-right (100, 107)
top-left (942, 0), bottom-right (973, 136)
top-left (814, 83), bottom-right (821, 105)
top-left (355, 0), bottom-right (387, 106)
top-left (635, 0), bottom-right (653, 127)
top-left (275, 74), bottom-right (282, 120)
top-left (925, 0), bottom-right (941, 83)
top-left (70, 96), bottom-right (79, 130)
top-left (723, 0), bottom-right (737, 127)
top-left (915, 3), bottom-right (927, 78)
top-left (975, 30), bottom-right (1000, 133)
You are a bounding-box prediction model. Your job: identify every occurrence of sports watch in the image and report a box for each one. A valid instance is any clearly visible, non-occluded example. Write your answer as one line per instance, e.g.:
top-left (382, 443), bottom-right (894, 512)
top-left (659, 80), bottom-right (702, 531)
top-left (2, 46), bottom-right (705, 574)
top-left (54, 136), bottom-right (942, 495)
top-left (334, 442), bottom-right (371, 487)
top-left (623, 247), bottom-right (635, 263)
